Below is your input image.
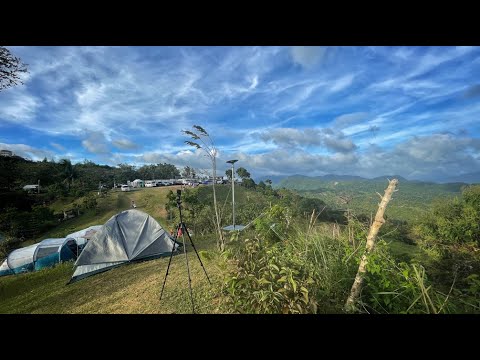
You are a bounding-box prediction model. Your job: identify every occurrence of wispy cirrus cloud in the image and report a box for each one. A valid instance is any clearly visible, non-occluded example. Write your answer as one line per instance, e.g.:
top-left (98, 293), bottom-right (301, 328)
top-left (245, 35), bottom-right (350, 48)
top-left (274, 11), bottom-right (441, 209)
top-left (0, 46), bottom-right (479, 182)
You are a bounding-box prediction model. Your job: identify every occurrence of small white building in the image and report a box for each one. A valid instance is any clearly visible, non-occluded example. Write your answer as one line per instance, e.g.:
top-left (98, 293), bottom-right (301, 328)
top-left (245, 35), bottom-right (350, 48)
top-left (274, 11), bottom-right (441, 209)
top-left (131, 179), bottom-right (144, 188)
top-left (23, 184), bottom-right (39, 192)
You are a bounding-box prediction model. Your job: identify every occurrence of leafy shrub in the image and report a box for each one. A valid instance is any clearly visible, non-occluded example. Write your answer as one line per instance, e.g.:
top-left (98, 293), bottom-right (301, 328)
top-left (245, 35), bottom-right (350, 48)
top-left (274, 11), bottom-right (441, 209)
top-left (82, 193), bottom-right (97, 210)
top-left (224, 239), bottom-right (318, 314)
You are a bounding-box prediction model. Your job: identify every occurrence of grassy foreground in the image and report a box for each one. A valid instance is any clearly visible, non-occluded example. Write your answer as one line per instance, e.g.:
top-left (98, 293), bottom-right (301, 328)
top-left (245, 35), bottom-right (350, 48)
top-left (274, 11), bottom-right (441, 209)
top-left (0, 250), bottom-right (225, 314)
top-left (0, 186), bottom-right (231, 314)
top-left (0, 185), bottom-right (424, 313)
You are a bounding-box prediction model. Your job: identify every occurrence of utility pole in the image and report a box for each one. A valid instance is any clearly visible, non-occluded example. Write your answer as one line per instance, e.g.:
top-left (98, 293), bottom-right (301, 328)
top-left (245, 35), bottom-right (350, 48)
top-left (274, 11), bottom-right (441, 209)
top-left (226, 159), bottom-right (238, 229)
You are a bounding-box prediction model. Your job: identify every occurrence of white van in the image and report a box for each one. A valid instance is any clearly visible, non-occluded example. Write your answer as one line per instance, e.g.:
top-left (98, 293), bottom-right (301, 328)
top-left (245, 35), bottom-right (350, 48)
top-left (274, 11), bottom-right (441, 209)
top-left (121, 185), bottom-right (130, 192)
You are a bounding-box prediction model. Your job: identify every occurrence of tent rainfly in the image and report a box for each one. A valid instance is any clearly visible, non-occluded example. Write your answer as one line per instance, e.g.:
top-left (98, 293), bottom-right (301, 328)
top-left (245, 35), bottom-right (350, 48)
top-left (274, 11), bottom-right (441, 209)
top-left (66, 225), bottom-right (103, 250)
top-left (69, 209), bottom-right (178, 284)
top-left (33, 238), bottom-right (78, 271)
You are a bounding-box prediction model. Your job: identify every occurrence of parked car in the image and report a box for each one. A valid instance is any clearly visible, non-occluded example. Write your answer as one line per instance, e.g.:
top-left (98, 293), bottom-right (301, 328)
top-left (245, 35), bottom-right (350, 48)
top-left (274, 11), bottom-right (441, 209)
top-left (121, 185), bottom-right (130, 192)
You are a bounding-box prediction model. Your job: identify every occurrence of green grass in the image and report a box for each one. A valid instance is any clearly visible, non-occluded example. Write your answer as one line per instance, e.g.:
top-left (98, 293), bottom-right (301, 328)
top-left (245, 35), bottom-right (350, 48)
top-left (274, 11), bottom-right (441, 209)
top-left (0, 183), bottom-right (435, 313)
top-left (0, 249), bottom-right (226, 314)
top-left (23, 186), bottom-right (179, 245)
top-left (386, 239), bottom-right (422, 261)
top-left (1, 185), bottom-right (233, 313)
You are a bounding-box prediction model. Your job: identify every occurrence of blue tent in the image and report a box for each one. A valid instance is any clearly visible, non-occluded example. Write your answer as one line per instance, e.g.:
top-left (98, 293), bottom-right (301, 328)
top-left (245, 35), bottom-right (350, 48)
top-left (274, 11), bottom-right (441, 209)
top-left (66, 225), bottom-right (103, 253)
top-left (0, 258), bottom-right (13, 276)
top-left (0, 238), bottom-right (79, 277)
top-left (33, 238), bottom-right (78, 271)
top-left (5, 243), bottom-right (41, 274)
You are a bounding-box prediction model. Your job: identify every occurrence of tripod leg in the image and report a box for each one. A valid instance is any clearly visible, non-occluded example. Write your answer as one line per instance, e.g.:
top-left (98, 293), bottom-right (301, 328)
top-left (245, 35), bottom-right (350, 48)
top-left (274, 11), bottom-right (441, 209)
top-left (181, 223), bottom-right (195, 313)
top-left (160, 223), bottom-right (181, 301)
top-left (183, 224), bottom-right (212, 285)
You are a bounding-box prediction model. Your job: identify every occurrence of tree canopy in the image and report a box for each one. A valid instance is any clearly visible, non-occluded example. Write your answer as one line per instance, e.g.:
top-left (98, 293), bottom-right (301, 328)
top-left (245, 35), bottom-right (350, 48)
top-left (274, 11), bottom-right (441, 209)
top-left (0, 46), bottom-right (28, 92)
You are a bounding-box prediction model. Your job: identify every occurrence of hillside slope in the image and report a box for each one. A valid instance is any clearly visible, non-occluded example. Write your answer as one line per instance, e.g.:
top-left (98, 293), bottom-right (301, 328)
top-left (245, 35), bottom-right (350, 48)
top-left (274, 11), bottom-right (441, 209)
top-left (0, 186), bottom-right (228, 313)
top-left (276, 175), bottom-right (465, 222)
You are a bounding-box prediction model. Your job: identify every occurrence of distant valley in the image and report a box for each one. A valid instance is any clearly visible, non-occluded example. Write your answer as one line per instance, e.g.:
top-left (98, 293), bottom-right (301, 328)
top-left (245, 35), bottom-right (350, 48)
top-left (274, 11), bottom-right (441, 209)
top-left (256, 174), bottom-right (471, 222)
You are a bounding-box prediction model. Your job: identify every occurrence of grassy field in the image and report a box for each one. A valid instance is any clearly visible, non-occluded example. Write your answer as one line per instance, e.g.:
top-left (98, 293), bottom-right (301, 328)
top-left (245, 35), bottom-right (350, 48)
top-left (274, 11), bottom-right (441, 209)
top-left (0, 249), bottom-right (226, 314)
top-left (0, 184), bottom-right (427, 313)
top-left (0, 185), bottom-right (234, 314)
top-left (25, 186), bottom-right (178, 245)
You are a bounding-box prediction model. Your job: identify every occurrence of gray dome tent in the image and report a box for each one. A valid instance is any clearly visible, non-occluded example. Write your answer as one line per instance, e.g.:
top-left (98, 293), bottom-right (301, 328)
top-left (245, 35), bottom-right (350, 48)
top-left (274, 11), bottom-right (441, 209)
top-left (69, 209), bottom-right (178, 283)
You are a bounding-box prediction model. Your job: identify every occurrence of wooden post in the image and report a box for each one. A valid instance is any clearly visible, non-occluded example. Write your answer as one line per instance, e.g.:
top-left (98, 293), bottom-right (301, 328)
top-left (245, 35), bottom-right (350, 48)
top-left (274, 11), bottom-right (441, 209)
top-left (345, 179), bottom-right (398, 312)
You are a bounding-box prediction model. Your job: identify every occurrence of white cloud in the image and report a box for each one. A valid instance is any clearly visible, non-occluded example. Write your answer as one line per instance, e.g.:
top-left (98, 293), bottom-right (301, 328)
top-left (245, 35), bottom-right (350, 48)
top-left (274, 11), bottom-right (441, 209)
top-left (290, 47), bottom-right (327, 68)
top-left (333, 112), bottom-right (369, 129)
top-left (0, 142), bottom-right (55, 161)
top-left (50, 142), bottom-right (66, 151)
top-left (329, 74), bottom-right (355, 93)
top-left (0, 90), bottom-right (39, 124)
top-left (82, 130), bottom-right (110, 154)
top-left (112, 139), bottom-right (139, 150)
top-left (257, 127), bottom-right (357, 153)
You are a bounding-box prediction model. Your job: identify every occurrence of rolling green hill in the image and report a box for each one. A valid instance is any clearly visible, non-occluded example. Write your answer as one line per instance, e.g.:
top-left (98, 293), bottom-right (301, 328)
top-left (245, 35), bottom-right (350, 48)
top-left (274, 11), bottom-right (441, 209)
top-left (276, 175), bottom-right (465, 223)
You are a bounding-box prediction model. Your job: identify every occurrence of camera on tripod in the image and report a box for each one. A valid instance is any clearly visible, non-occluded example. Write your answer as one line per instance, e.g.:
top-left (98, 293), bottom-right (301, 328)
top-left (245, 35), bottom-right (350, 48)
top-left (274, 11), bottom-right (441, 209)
top-left (176, 189), bottom-right (182, 205)
top-left (160, 187), bottom-right (211, 313)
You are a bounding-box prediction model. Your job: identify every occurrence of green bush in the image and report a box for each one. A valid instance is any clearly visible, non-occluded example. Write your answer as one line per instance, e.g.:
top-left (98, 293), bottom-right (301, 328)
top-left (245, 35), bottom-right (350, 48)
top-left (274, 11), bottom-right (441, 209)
top-left (224, 239), bottom-right (318, 314)
top-left (82, 193), bottom-right (97, 210)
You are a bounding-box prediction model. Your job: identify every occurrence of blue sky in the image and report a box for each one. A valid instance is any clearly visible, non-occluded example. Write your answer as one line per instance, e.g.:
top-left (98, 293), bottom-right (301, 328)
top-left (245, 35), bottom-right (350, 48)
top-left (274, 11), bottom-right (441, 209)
top-left (1, 46), bottom-right (480, 181)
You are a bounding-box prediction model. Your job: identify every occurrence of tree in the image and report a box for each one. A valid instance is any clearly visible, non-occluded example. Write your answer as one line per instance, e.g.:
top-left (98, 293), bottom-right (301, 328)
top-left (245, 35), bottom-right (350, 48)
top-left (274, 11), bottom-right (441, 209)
top-left (242, 178), bottom-right (256, 189)
top-left (59, 159), bottom-right (76, 191)
top-left (225, 169), bottom-right (233, 180)
top-left (0, 46), bottom-right (28, 92)
top-left (236, 167), bottom-right (251, 180)
top-left (182, 125), bottom-right (225, 251)
top-left (257, 181), bottom-right (266, 190)
top-left (345, 179), bottom-right (398, 312)
top-left (117, 163), bottom-right (137, 183)
top-left (182, 166), bottom-right (195, 178)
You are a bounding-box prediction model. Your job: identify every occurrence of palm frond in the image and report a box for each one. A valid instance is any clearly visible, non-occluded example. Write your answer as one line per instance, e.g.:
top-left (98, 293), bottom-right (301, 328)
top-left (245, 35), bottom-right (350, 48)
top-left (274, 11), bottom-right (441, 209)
top-left (193, 125), bottom-right (208, 136)
top-left (182, 130), bottom-right (200, 140)
top-left (185, 141), bottom-right (201, 149)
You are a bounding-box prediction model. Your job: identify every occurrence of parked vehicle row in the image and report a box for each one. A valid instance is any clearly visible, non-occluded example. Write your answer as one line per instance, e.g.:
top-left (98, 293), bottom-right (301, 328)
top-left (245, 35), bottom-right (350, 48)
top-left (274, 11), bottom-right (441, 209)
top-left (116, 178), bottom-right (231, 191)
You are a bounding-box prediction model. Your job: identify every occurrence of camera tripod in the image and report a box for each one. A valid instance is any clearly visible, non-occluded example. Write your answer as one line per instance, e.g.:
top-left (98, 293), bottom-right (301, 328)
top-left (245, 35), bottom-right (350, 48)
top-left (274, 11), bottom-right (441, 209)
top-left (160, 189), bottom-right (211, 313)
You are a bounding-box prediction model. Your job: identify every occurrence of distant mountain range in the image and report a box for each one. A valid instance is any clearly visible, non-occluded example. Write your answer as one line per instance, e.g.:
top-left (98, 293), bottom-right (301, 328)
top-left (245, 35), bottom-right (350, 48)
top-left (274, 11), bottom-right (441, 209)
top-left (255, 173), bottom-right (479, 186)
top-left (265, 174), bottom-right (469, 223)
top-left (442, 172), bottom-right (480, 184)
